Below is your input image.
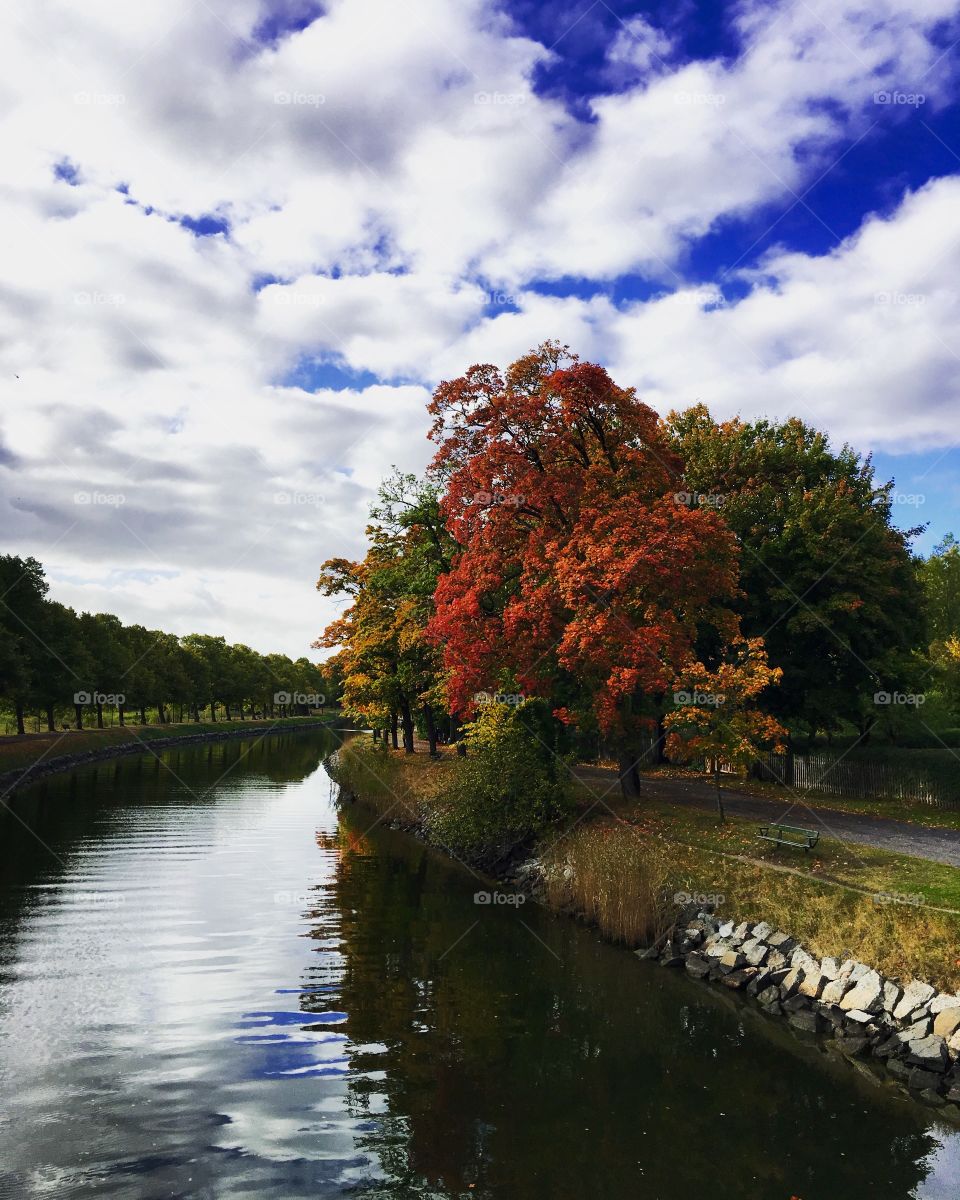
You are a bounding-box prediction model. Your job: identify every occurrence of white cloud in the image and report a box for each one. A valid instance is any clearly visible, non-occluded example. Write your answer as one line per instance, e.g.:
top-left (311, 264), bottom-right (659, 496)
top-left (0, 0), bottom-right (957, 652)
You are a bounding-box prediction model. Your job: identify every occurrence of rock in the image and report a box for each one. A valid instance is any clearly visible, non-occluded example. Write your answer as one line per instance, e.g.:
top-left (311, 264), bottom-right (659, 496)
top-left (718, 920), bottom-right (734, 937)
top-left (820, 1004), bottom-right (847, 1030)
top-left (751, 921), bottom-right (773, 941)
top-left (906, 1035), bottom-right (950, 1072)
top-left (907, 1068), bottom-right (944, 1093)
top-left (719, 950), bottom-right (746, 973)
top-left (766, 949), bottom-right (788, 972)
top-left (766, 968), bottom-right (791, 988)
top-left (820, 957), bottom-right (840, 980)
top-left (721, 968), bottom-right (753, 990)
top-left (704, 940), bottom-right (729, 959)
top-left (685, 954), bottom-right (712, 980)
top-left (904, 1017), bottom-right (934, 1040)
top-left (840, 970), bottom-right (884, 1014)
top-left (740, 937), bottom-right (769, 967)
top-left (882, 981), bottom-right (903, 1016)
top-left (798, 971), bottom-right (827, 1000)
top-left (783, 994), bottom-right (811, 1013)
top-left (660, 954), bottom-right (685, 968)
top-left (636, 947), bottom-right (661, 960)
top-left (762, 999), bottom-right (784, 1017)
top-left (844, 1009), bottom-right (876, 1026)
top-left (948, 1031), bottom-right (960, 1055)
top-left (919, 1089), bottom-right (947, 1108)
top-left (757, 985), bottom-right (781, 1006)
top-left (780, 967), bottom-right (803, 998)
top-left (930, 993), bottom-right (960, 1015)
top-left (888, 1058), bottom-right (911, 1080)
top-left (837, 1036), bottom-right (871, 1057)
top-left (934, 1009), bottom-right (960, 1040)
top-left (873, 1035), bottom-right (906, 1060)
top-left (893, 981), bottom-right (937, 1022)
top-left (767, 930), bottom-right (795, 953)
top-left (789, 1010), bottom-right (820, 1034)
top-left (821, 977), bottom-right (855, 1006)
top-left (733, 921), bottom-right (751, 942)
top-left (947, 1084), bottom-right (960, 1104)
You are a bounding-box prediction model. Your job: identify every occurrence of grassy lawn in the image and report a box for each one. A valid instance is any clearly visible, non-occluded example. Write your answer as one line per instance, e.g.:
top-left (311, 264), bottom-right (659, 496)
top-left (0, 716), bottom-right (332, 775)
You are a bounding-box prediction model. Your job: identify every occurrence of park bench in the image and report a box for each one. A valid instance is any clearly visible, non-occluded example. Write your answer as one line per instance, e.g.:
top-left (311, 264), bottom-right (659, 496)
top-left (757, 822), bottom-right (819, 852)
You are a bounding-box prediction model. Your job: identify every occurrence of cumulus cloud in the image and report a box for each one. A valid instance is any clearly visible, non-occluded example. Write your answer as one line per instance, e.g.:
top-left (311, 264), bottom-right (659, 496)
top-left (0, 0), bottom-right (957, 652)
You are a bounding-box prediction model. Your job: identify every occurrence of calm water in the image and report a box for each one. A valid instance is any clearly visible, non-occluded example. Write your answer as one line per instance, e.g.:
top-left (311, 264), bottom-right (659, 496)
top-left (2, 731), bottom-right (960, 1199)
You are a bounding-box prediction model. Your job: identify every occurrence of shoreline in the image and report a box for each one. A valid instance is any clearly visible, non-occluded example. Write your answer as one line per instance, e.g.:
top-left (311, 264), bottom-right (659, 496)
top-left (328, 748), bottom-right (960, 1124)
top-left (0, 717), bottom-right (348, 796)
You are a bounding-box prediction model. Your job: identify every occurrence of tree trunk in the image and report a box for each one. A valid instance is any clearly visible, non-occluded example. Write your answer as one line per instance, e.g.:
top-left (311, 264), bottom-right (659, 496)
top-left (390, 712), bottom-right (399, 750)
top-left (714, 765), bottom-right (726, 823)
top-left (653, 711), bottom-right (667, 765)
top-left (96, 701), bottom-right (104, 729)
top-left (617, 745), bottom-right (642, 800)
top-left (118, 705), bottom-right (125, 727)
top-left (373, 727), bottom-right (380, 741)
top-left (45, 704), bottom-right (55, 733)
top-left (74, 703), bottom-right (83, 731)
top-left (210, 700), bottom-right (217, 722)
top-left (15, 701), bottom-right (25, 736)
top-left (192, 703), bottom-right (200, 722)
top-left (424, 704), bottom-right (439, 757)
top-left (139, 705), bottom-right (146, 725)
top-left (399, 697), bottom-right (415, 753)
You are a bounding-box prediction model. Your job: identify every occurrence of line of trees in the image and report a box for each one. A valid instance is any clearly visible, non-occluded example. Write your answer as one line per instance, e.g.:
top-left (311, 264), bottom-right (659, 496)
top-left (0, 556), bottom-right (340, 734)
top-left (317, 343), bottom-right (958, 793)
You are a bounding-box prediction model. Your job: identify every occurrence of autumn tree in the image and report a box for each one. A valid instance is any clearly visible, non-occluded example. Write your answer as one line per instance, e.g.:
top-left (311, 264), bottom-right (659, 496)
top-left (316, 473), bottom-right (454, 752)
top-left (426, 344), bottom-right (743, 796)
top-left (664, 638), bottom-right (787, 821)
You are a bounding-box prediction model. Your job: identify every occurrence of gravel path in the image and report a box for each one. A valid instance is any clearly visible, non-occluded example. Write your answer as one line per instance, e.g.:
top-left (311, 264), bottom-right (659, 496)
top-left (572, 767), bottom-right (960, 868)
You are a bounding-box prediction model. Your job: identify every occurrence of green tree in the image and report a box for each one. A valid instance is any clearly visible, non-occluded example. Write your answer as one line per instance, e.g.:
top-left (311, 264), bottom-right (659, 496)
top-left (667, 407), bottom-right (926, 744)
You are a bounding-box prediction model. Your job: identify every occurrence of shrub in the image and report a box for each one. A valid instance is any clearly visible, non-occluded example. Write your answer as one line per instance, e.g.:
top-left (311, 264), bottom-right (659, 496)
top-left (426, 699), bottom-right (572, 863)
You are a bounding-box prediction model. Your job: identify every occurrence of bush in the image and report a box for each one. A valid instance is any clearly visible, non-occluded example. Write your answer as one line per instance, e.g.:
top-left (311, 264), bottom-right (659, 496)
top-left (427, 700), bottom-right (572, 863)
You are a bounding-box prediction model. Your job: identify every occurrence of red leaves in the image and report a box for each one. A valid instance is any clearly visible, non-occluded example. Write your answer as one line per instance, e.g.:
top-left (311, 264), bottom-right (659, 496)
top-left (425, 344), bottom-right (744, 736)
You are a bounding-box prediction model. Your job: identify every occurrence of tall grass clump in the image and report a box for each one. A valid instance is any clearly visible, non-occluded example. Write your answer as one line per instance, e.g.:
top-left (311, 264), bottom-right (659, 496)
top-left (542, 821), bottom-right (675, 948)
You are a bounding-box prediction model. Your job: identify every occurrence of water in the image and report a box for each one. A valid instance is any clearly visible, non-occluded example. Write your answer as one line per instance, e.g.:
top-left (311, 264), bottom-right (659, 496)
top-left (1, 731), bottom-right (960, 1199)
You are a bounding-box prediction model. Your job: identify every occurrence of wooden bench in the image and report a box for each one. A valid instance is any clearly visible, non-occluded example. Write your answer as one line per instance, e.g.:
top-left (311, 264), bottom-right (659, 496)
top-left (757, 823), bottom-right (819, 852)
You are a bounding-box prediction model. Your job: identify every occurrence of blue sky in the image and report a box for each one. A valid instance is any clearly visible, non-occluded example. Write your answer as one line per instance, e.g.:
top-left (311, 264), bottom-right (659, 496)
top-left (1, 0), bottom-right (959, 653)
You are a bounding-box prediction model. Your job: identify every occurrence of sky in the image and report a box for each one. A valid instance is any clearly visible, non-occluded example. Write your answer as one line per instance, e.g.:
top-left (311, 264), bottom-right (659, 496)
top-left (2, 0), bottom-right (960, 658)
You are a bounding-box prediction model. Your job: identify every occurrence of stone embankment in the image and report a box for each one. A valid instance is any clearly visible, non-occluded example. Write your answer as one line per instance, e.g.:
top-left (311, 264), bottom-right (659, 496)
top-left (644, 908), bottom-right (960, 1114)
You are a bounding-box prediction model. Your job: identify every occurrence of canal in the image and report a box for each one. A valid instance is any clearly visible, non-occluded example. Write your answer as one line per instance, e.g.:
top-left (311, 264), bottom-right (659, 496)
top-left (1, 729), bottom-right (959, 1198)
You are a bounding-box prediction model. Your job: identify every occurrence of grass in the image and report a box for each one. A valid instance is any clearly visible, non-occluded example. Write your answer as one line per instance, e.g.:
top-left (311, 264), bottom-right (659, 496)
top-left (0, 715), bottom-right (333, 775)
